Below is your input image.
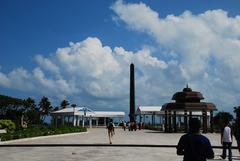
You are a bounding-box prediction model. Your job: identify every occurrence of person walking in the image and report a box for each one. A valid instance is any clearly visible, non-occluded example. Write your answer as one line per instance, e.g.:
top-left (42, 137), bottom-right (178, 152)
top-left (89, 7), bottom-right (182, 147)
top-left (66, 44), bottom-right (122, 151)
top-left (177, 118), bottom-right (214, 161)
top-left (107, 121), bottom-right (115, 144)
top-left (221, 121), bottom-right (233, 161)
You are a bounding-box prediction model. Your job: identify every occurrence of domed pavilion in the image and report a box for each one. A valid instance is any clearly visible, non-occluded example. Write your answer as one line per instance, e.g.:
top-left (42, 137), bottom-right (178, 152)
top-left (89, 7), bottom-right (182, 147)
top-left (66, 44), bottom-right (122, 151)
top-left (162, 85), bottom-right (217, 133)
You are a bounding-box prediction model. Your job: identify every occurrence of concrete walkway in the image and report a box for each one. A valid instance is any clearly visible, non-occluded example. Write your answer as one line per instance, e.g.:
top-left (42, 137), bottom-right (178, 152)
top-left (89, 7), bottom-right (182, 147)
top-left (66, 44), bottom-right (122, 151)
top-left (0, 128), bottom-right (239, 161)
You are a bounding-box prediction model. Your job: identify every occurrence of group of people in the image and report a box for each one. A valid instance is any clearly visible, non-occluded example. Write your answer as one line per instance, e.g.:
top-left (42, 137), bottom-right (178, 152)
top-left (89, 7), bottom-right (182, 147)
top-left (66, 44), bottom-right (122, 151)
top-left (106, 121), bottom-right (145, 144)
top-left (177, 118), bottom-right (234, 161)
top-left (127, 122), bottom-right (144, 131)
top-left (107, 118), bottom-right (236, 161)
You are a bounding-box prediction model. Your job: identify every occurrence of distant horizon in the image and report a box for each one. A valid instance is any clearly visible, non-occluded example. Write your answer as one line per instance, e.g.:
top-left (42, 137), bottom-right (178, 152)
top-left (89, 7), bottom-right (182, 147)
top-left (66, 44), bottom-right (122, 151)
top-left (1, 0), bottom-right (240, 114)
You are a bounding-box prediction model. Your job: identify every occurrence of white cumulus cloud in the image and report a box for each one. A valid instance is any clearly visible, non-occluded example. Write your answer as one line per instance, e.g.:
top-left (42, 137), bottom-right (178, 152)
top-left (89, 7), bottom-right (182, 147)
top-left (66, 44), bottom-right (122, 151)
top-left (1, 1), bottom-right (240, 113)
top-left (111, 0), bottom-right (240, 111)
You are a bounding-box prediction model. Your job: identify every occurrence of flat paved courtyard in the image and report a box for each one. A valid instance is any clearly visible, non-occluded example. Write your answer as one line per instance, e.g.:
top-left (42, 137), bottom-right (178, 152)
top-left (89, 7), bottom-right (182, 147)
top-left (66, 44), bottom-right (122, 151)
top-left (0, 128), bottom-right (239, 161)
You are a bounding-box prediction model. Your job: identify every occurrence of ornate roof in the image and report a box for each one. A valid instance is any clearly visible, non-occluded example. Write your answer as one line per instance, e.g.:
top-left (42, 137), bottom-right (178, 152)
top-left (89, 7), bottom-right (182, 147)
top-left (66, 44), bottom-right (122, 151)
top-left (172, 86), bottom-right (204, 103)
top-left (162, 85), bottom-right (217, 111)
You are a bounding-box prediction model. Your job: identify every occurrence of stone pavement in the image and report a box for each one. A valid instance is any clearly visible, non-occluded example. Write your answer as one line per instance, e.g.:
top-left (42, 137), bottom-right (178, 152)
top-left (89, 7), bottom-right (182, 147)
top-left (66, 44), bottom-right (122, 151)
top-left (0, 128), bottom-right (239, 161)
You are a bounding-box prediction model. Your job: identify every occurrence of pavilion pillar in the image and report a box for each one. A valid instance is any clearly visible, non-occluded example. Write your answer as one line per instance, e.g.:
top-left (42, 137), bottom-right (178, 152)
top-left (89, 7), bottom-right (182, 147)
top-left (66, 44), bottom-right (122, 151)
top-left (164, 110), bottom-right (168, 132)
top-left (178, 115), bottom-right (181, 129)
top-left (77, 116), bottom-right (80, 126)
top-left (55, 116), bottom-right (57, 127)
top-left (62, 115), bottom-right (65, 126)
top-left (143, 114), bottom-right (145, 123)
top-left (89, 116), bottom-right (92, 128)
top-left (184, 110), bottom-right (188, 133)
top-left (168, 110), bottom-right (172, 133)
top-left (173, 111), bottom-right (177, 132)
top-left (73, 115), bottom-right (76, 127)
top-left (140, 114), bottom-right (142, 123)
top-left (96, 118), bottom-right (99, 126)
top-left (189, 111), bottom-right (192, 120)
top-left (67, 116), bottom-right (70, 125)
top-left (152, 113), bottom-right (156, 126)
top-left (82, 115), bottom-right (85, 127)
top-left (210, 110), bottom-right (213, 133)
top-left (202, 109), bottom-right (207, 133)
top-left (104, 117), bottom-right (107, 126)
top-left (52, 116), bottom-right (55, 127)
top-left (160, 115), bottom-right (162, 125)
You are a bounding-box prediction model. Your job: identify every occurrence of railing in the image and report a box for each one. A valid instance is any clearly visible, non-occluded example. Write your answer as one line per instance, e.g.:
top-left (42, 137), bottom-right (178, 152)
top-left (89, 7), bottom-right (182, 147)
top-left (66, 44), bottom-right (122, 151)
top-left (0, 143), bottom-right (238, 149)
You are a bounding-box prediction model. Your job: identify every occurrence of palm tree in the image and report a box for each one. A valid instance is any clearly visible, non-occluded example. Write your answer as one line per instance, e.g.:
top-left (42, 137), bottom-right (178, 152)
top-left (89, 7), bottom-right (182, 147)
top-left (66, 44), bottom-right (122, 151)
top-left (39, 96), bottom-right (53, 122)
top-left (60, 100), bottom-right (70, 109)
top-left (21, 97), bottom-right (36, 127)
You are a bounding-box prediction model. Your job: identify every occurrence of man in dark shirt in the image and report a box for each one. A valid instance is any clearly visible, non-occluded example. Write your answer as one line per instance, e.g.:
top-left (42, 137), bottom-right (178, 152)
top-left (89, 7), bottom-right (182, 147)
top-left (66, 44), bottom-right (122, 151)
top-left (177, 118), bottom-right (214, 161)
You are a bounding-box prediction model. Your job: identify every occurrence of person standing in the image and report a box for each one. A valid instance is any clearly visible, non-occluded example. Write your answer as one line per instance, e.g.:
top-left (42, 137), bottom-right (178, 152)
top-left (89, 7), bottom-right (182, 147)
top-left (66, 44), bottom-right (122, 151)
top-left (221, 121), bottom-right (233, 161)
top-left (177, 118), bottom-right (214, 161)
top-left (123, 121), bottom-right (126, 131)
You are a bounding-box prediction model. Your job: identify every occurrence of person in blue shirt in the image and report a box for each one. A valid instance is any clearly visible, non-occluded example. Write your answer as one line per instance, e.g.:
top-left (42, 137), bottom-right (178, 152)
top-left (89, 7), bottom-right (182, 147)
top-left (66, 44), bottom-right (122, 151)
top-left (177, 118), bottom-right (214, 161)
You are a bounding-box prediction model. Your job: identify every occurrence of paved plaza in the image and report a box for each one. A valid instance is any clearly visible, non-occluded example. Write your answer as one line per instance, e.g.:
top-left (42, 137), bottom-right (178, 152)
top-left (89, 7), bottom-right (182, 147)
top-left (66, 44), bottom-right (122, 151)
top-left (0, 128), bottom-right (239, 161)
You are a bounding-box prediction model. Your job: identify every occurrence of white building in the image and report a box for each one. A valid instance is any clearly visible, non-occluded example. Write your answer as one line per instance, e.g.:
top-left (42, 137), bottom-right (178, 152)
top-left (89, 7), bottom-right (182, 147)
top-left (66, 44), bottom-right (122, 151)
top-left (51, 107), bottom-right (125, 128)
top-left (136, 106), bottom-right (212, 130)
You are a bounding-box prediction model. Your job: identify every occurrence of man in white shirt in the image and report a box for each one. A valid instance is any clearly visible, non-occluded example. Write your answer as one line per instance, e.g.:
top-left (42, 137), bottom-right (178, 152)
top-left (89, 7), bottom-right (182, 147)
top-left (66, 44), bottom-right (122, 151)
top-left (221, 121), bottom-right (233, 161)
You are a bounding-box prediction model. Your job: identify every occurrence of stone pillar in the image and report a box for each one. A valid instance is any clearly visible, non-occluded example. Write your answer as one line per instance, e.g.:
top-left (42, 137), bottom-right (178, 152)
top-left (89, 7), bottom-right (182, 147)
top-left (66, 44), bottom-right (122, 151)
top-left (62, 115), bottom-right (65, 126)
top-left (178, 115), bottom-right (181, 129)
top-left (67, 116), bottom-right (70, 125)
top-left (104, 117), bottom-right (107, 126)
top-left (89, 116), bottom-right (92, 128)
top-left (168, 110), bottom-right (172, 133)
top-left (173, 111), bottom-right (177, 132)
top-left (73, 115), bottom-right (76, 126)
top-left (129, 63), bottom-right (135, 122)
top-left (152, 113), bottom-right (155, 126)
top-left (164, 110), bottom-right (168, 133)
top-left (184, 110), bottom-right (188, 133)
top-left (202, 110), bottom-right (207, 133)
top-left (96, 118), bottom-right (99, 126)
top-left (77, 116), bottom-right (80, 126)
top-left (189, 111), bottom-right (192, 120)
top-left (82, 115), bottom-right (85, 127)
top-left (210, 110), bottom-right (213, 133)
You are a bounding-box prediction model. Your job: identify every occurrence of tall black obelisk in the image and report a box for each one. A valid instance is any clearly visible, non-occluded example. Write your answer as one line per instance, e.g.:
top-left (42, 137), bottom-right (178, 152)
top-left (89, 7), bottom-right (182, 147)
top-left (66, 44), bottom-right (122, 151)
top-left (129, 63), bottom-right (135, 122)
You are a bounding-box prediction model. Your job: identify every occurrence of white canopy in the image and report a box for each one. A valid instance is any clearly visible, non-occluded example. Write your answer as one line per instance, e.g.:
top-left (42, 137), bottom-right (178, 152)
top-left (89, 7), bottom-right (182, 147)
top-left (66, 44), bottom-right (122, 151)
top-left (136, 106), bottom-right (210, 116)
top-left (136, 106), bottom-right (163, 115)
top-left (51, 106), bottom-right (125, 118)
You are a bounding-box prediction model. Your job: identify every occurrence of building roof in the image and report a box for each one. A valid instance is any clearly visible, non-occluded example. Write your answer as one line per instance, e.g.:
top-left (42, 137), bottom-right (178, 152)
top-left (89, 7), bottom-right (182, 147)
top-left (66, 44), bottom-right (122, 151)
top-left (94, 111), bottom-right (125, 117)
top-left (136, 105), bottom-right (212, 116)
top-left (51, 106), bottom-right (125, 118)
top-left (136, 106), bottom-right (163, 114)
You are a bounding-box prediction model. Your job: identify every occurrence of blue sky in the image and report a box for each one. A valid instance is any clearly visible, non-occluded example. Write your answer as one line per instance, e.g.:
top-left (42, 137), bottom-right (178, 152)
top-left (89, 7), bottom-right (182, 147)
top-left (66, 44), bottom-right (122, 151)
top-left (1, 0), bottom-right (240, 114)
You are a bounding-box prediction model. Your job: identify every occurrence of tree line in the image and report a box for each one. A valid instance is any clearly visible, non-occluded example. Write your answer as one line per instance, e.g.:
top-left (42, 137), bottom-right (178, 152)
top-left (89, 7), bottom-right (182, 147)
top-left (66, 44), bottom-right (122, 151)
top-left (0, 94), bottom-right (74, 128)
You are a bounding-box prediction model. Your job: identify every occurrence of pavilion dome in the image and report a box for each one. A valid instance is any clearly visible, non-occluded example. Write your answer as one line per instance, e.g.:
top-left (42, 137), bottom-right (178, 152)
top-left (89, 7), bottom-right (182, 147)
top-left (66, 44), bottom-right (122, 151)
top-left (172, 85), bottom-right (204, 103)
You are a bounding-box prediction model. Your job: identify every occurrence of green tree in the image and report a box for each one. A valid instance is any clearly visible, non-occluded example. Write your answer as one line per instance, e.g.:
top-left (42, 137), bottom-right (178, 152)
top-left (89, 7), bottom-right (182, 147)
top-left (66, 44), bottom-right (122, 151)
top-left (233, 106), bottom-right (240, 141)
top-left (213, 111), bottom-right (233, 132)
top-left (38, 96), bottom-right (53, 122)
top-left (60, 100), bottom-right (70, 109)
top-left (53, 106), bottom-right (59, 111)
top-left (23, 97), bottom-right (41, 126)
top-left (0, 94), bottom-right (24, 128)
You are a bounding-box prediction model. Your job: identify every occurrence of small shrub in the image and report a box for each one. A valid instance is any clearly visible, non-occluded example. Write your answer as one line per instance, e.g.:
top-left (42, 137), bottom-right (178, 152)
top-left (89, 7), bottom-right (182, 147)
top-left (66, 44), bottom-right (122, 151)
top-left (0, 125), bottom-right (87, 141)
top-left (0, 119), bottom-right (16, 133)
